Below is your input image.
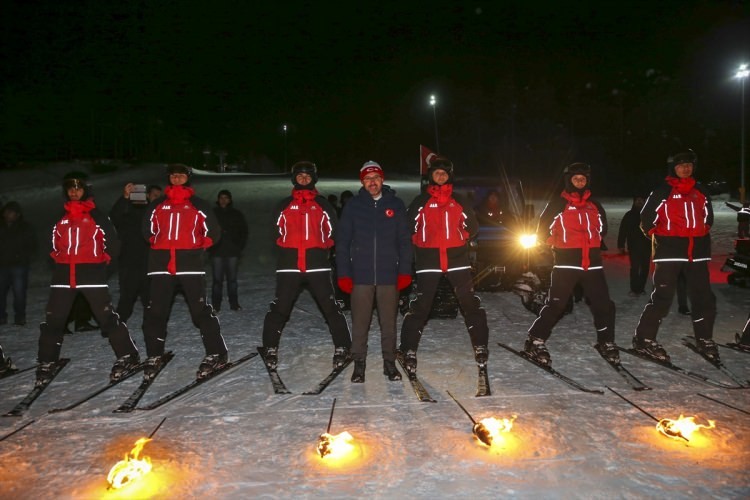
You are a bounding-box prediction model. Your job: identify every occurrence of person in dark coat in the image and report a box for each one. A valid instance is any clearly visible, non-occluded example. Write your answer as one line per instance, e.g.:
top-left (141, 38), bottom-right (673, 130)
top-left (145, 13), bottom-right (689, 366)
top-left (399, 156), bottom-right (489, 375)
top-left (617, 196), bottom-right (651, 296)
top-left (209, 189), bottom-right (248, 311)
top-left (260, 161), bottom-right (352, 370)
top-left (524, 163), bottom-right (617, 366)
top-left (634, 150), bottom-right (718, 362)
top-left (336, 161), bottom-right (412, 383)
top-left (109, 183), bottom-right (162, 323)
top-left (37, 172), bottom-right (140, 385)
top-left (0, 201), bottom-right (37, 326)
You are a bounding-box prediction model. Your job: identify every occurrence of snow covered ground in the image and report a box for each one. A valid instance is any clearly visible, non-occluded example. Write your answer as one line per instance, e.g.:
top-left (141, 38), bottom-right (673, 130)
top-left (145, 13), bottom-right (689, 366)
top-left (0, 164), bottom-right (748, 499)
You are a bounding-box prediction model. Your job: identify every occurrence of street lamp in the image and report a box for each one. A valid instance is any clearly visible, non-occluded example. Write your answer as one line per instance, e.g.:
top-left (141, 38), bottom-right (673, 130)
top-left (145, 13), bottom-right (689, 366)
top-left (429, 94), bottom-right (440, 153)
top-left (736, 63), bottom-right (749, 202)
top-left (282, 123), bottom-right (288, 170)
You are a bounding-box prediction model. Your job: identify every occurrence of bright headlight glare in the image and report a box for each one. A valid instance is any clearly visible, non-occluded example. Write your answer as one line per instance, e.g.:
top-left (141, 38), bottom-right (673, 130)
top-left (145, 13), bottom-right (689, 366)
top-left (519, 234), bottom-right (537, 249)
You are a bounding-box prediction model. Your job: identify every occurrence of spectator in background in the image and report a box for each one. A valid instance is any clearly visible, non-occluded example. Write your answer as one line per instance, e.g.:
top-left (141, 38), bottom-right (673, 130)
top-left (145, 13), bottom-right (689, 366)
top-left (209, 189), bottom-right (248, 312)
top-left (0, 201), bottom-right (37, 326)
top-left (340, 190), bottom-right (354, 213)
top-left (327, 193), bottom-right (340, 216)
top-left (617, 196), bottom-right (650, 297)
top-left (110, 183), bottom-right (162, 323)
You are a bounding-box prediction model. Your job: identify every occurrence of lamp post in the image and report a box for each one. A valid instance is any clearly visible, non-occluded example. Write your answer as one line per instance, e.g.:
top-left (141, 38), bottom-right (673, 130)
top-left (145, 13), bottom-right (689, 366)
top-left (282, 123), bottom-right (288, 170)
top-left (736, 64), bottom-right (749, 202)
top-left (430, 94), bottom-right (440, 153)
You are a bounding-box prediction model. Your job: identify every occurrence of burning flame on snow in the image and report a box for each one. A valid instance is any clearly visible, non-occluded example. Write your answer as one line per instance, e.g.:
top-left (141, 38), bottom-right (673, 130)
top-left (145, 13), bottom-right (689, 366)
top-left (656, 415), bottom-right (716, 442)
top-left (473, 416), bottom-right (517, 447)
top-left (317, 431), bottom-right (355, 460)
top-left (107, 437), bottom-right (153, 489)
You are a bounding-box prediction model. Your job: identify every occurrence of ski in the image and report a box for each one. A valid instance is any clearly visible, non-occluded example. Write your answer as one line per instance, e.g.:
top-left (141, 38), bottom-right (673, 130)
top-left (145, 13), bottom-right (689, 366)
top-left (618, 347), bottom-right (739, 389)
top-left (593, 345), bottom-right (652, 391)
top-left (681, 338), bottom-right (750, 388)
top-left (395, 351), bottom-right (437, 403)
top-left (302, 359), bottom-right (352, 395)
top-left (113, 352), bottom-right (175, 413)
top-left (497, 342), bottom-right (603, 394)
top-left (2, 359), bottom-right (71, 417)
top-left (719, 342), bottom-right (750, 354)
top-left (138, 352), bottom-right (258, 410)
top-left (257, 347), bottom-right (291, 395)
top-left (48, 359), bottom-right (150, 413)
top-left (0, 419), bottom-right (36, 442)
top-left (476, 364), bottom-right (491, 397)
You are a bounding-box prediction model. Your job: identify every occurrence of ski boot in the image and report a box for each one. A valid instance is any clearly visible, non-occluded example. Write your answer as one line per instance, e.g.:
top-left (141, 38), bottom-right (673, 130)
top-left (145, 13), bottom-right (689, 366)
top-left (594, 342), bottom-right (620, 364)
top-left (35, 361), bottom-right (58, 387)
top-left (263, 346), bottom-right (279, 370)
top-left (110, 353), bottom-right (140, 382)
top-left (695, 338), bottom-right (720, 362)
top-left (351, 360), bottom-right (366, 383)
top-left (524, 336), bottom-right (551, 366)
top-left (473, 345), bottom-right (489, 367)
top-left (736, 332), bottom-right (750, 348)
top-left (333, 346), bottom-right (351, 369)
top-left (0, 355), bottom-right (15, 375)
top-left (383, 360), bottom-right (402, 381)
top-left (143, 355), bottom-right (165, 381)
top-left (632, 337), bottom-right (670, 362)
top-left (403, 349), bottom-right (418, 376)
top-left (196, 353), bottom-right (228, 380)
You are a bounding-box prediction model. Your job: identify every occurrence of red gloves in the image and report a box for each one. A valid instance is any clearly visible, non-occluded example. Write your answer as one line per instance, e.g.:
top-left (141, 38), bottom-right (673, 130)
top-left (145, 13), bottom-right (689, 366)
top-left (338, 277), bottom-right (353, 294)
top-left (397, 274), bottom-right (412, 291)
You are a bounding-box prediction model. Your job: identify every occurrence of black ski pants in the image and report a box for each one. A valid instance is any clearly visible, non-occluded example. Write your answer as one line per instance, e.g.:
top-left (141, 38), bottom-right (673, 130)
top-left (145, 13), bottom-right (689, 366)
top-left (38, 287), bottom-right (138, 363)
top-left (400, 268), bottom-right (489, 352)
top-left (143, 274), bottom-right (226, 358)
top-left (635, 260), bottom-right (716, 341)
top-left (116, 264), bottom-right (150, 323)
top-left (262, 271), bottom-right (351, 349)
top-left (528, 267), bottom-right (615, 343)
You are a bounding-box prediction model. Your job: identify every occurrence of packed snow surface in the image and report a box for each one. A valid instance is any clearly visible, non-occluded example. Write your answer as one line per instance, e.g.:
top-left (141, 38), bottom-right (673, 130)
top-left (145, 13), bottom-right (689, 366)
top-left (0, 164), bottom-right (748, 498)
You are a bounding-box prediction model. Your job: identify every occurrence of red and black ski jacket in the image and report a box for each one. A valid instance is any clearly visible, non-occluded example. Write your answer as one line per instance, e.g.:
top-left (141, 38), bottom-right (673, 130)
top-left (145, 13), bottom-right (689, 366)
top-left (50, 199), bottom-right (118, 288)
top-left (408, 184), bottom-right (478, 273)
top-left (640, 177), bottom-right (713, 263)
top-left (538, 190), bottom-right (607, 271)
top-left (142, 185), bottom-right (220, 275)
top-left (273, 188), bottom-right (337, 273)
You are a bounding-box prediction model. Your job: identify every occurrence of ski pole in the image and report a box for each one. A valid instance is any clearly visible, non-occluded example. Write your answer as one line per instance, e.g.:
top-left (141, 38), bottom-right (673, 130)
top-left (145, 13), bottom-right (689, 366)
top-left (0, 419), bottom-right (36, 442)
top-left (446, 390), bottom-right (477, 424)
top-left (446, 391), bottom-right (493, 446)
top-left (606, 386), bottom-right (688, 442)
top-left (148, 417), bottom-right (167, 439)
top-left (696, 393), bottom-right (750, 416)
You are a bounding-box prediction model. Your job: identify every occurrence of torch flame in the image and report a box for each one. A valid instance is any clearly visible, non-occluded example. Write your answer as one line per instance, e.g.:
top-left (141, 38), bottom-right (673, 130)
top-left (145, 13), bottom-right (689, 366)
top-left (107, 437), bottom-right (153, 489)
top-left (656, 415), bottom-right (716, 442)
top-left (473, 416), bottom-right (517, 447)
top-left (317, 431), bottom-right (355, 459)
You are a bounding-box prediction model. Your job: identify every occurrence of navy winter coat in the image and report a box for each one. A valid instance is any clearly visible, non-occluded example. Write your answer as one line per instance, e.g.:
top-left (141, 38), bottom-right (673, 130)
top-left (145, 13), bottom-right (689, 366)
top-left (335, 186), bottom-right (412, 285)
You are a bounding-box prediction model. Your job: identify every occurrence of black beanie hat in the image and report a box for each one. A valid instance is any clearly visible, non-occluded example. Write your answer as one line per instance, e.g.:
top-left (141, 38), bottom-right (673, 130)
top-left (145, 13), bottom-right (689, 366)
top-left (427, 156), bottom-right (454, 185)
top-left (666, 150), bottom-right (697, 176)
top-left (563, 162), bottom-right (591, 193)
top-left (291, 161), bottom-right (318, 189)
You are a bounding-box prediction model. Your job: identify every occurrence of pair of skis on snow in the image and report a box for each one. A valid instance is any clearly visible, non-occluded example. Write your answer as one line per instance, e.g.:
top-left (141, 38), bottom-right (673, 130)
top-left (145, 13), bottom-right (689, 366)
top-left (496, 336), bottom-right (750, 394)
top-left (257, 347), bottom-right (490, 402)
top-left (2, 350), bottom-right (260, 417)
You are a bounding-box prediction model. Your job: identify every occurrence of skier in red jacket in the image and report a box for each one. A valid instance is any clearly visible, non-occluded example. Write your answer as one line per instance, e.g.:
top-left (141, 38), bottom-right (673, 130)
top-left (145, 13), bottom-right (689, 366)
top-left (37, 172), bottom-right (140, 385)
top-left (524, 163), bottom-right (617, 366)
top-left (141, 164), bottom-right (228, 380)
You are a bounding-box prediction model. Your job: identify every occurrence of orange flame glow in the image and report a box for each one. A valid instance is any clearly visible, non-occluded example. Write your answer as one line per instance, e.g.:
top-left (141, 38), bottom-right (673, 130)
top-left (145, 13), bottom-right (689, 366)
top-left (317, 431), bottom-right (355, 459)
top-left (474, 416), bottom-right (517, 447)
top-left (656, 415), bottom-right (716, 441)
top-left (107, 437), bottom-right (153, 489)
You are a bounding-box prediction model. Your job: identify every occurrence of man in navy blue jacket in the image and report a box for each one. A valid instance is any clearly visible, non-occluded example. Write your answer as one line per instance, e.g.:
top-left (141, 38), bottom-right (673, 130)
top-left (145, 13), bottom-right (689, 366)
top-left (336, 161), bottom-right (413, 383)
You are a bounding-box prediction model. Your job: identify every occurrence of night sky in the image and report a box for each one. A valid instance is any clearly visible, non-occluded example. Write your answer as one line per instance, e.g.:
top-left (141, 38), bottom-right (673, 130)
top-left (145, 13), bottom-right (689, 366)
top-left (1, 1), bottom-right (749, 193)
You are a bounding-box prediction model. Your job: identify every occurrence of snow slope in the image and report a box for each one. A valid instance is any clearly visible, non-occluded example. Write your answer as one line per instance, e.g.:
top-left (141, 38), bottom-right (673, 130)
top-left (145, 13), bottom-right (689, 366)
top-left (0, 167), bottom-right (748, 499)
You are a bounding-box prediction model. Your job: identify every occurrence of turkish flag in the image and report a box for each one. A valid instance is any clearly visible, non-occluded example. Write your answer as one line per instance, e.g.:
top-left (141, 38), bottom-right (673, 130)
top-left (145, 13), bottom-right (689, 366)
top-left (420, 145), bottom-right (437, 175)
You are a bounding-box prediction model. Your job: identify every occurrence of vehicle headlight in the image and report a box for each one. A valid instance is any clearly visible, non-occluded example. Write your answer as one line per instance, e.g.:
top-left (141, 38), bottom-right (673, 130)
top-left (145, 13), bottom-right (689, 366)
top-left (519, 233), bottom-right (537, 249)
